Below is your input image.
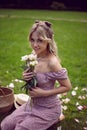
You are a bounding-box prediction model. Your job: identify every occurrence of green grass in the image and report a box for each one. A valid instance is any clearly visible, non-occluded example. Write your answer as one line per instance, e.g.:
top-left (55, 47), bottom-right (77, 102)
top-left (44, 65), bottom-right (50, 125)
top-left (0, 9), bottom-right (87, 130)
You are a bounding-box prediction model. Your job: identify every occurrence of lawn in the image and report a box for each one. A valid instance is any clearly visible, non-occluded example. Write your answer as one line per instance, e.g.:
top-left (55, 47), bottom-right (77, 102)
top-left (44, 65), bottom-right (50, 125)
top-left (0, 9), bottom-right (87, 130)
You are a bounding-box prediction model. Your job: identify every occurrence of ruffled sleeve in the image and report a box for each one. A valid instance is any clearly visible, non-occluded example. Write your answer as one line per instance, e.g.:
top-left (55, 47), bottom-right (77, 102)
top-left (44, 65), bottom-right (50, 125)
top-left (46, 68), bottom-right (68, 81)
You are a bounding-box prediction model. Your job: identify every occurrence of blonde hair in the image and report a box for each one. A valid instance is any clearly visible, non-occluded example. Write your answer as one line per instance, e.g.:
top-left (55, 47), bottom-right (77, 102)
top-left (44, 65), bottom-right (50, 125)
top-left (29, 20), bottom-right (58, 56)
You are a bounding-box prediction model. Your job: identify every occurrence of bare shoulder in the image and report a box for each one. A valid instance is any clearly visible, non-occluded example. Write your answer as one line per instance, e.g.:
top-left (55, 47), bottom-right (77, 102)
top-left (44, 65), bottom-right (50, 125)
top-left (48, 55), bottom-right (62, 72)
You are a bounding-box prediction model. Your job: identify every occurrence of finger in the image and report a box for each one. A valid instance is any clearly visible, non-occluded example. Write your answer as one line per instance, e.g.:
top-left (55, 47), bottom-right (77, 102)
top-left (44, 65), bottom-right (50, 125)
top-left (23, 71), bottom-right (34, 76)
top-left (31, 87), bottom-right (37, 91)
top-left (30, 89), bottom-right (34, 93)
top-left (23, 73), bottom-right (34, 79)
top-left (29, 92), bottom-right (34, 97)
top-left (31, 87), bottom-right (39, 91)
top-left (23, 75), bottom-right (33, 81)
top-left (30, 96), bottom-right (35, 98)
top-left (23, 74), bottom-right (33, 78)
top-left (24, 78), bottom-right (32, 81)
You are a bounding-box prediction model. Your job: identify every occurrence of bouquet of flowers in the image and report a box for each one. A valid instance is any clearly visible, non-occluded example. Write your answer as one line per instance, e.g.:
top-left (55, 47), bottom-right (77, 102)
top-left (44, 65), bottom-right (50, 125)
top-left (21, 53), bottom-right (38, 93)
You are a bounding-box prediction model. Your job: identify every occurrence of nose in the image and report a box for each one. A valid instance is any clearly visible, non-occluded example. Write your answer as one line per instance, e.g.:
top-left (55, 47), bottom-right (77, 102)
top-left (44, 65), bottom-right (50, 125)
top-left (33, 41), bottom-right (38, 47)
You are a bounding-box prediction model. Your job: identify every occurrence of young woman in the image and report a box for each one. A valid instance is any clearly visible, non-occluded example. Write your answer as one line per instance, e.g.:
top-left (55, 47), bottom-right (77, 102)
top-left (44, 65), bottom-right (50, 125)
top-left (1, 20), bottom-right (72, 130)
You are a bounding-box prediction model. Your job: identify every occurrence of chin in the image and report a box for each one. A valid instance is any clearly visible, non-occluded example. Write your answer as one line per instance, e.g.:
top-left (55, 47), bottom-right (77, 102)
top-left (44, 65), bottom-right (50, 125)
top-left (34, 50), bottom-right (41, 55)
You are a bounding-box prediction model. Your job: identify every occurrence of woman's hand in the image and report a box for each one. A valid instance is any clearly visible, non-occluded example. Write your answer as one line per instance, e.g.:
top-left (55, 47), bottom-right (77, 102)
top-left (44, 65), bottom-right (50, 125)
top-left (29, 87), bottom-right (48, 98)
top-left (23, 68), bottom-right (34, 82)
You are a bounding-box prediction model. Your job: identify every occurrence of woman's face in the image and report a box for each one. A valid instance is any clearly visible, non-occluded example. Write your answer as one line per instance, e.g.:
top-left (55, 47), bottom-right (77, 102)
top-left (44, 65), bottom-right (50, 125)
top-left (30, 31), bottom-right (48, 56)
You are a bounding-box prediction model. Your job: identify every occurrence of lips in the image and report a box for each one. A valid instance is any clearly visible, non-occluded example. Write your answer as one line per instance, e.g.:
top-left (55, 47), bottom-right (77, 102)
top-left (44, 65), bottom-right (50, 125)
top-left (34, 48), bottom-right (40, 51)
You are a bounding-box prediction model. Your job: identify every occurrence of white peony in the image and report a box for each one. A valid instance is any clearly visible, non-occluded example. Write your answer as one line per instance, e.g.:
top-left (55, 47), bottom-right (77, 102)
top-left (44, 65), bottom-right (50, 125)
top-left (21, 55), bottom-right (29, 61)
top-left (78, 96), bottom-right (85, 100)
top-left (77, 105), bottom-right (83, 110)
top-left (71, 91), bottom-right (76, 96)
top-left (76, 102), bottom-right (79, 106)
top-left (62, 105), bottom-right (68, 110)
top-left (57, 94), bottom-right (62, 99)
top-left (9, 83), bottom-right (14, 89)
top-left (82, 87), bottom-right (87, 91)
top-left (62, 98), bottom-right (70, 104)
top-left (74, 118), bottom-right (80, 123)
top-left (30, 61), bottom-right (38, 66)
top-left (83, 127), bottom-right (87, 130)
top-left (74, 86), bottom-right (78, 90)
top-left (14, 79), bottom-right (23, 83)
top-left (28, 54), bottom-right (37, 61)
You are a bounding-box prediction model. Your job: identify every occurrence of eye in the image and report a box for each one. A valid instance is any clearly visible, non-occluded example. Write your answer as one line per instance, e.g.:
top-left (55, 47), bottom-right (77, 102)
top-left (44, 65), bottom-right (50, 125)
top-left (37, 39), bottom-right (43, 43)
top-left (30, 38), bottom-right (34, 42)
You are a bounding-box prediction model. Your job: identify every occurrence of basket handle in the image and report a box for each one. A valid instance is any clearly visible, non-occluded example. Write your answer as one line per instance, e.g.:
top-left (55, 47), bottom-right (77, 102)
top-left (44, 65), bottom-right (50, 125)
top-left (0, 88), bottom-right (5, 96)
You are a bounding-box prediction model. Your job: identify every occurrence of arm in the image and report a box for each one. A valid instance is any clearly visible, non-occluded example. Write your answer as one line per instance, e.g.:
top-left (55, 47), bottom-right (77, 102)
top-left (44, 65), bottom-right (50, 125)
top-left (47, 56), bottom-right (72, 96)
top-left (29, 78), bottom-right (71, 98)
top-left (45, 78), bottom-right (72, 96)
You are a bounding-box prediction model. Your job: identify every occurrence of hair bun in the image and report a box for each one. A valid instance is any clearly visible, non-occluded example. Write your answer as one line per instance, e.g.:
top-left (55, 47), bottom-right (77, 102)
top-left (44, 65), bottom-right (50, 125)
top-left (35, 20), bottom-right (52, 28)
top-left (45, 21), bottom-right (52, 28)
top-left (35, 20), bottom-right (39, 23)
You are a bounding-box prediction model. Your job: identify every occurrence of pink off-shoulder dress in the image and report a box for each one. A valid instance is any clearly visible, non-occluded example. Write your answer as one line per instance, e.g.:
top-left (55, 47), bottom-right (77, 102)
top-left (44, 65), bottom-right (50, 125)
top-left (1, 68), bottom-right (68, 130)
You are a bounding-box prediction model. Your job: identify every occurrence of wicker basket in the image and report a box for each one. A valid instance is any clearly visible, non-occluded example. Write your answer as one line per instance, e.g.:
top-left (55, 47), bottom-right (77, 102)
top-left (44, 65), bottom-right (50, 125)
top-left (0, 87), bottom-right (14, 114)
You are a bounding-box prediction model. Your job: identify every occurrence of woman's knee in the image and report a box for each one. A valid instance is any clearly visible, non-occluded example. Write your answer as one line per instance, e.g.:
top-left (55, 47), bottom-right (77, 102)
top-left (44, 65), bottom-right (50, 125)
top-left (1, 119), bottom-right (9, 130)
top-left (1, 117), bottom-right (15, 130)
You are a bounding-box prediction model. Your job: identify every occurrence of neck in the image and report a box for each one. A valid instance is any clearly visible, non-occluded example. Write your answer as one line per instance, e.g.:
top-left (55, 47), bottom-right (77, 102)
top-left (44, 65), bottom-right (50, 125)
top-left (37, 52), bottom-right (50, 62)
top-left (37, 51), bottom-right (49, 59)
